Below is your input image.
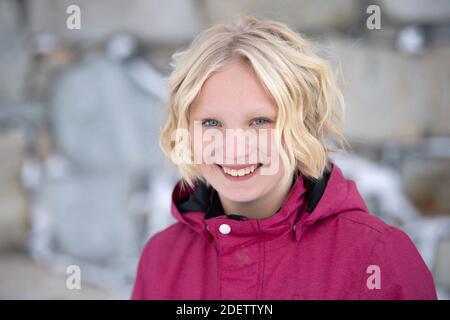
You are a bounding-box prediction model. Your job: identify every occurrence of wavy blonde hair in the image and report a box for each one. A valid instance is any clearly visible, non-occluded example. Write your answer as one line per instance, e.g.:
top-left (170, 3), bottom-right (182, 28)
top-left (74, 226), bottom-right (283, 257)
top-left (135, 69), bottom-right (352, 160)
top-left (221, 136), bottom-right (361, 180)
top-left (159, 14), bottom-right (349, 191)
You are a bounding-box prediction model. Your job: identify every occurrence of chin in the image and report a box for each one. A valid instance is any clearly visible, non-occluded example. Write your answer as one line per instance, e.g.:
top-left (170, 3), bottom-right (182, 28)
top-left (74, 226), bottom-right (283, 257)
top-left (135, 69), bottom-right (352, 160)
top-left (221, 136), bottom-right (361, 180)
top-left (219, 185), bottom-right (262, 203)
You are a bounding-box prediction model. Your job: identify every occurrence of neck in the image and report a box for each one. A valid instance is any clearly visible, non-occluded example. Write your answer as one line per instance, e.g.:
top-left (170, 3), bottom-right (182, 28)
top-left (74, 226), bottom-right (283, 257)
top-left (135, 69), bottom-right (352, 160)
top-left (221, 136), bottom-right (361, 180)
top-left (218, 173), bottom-right (296, 220)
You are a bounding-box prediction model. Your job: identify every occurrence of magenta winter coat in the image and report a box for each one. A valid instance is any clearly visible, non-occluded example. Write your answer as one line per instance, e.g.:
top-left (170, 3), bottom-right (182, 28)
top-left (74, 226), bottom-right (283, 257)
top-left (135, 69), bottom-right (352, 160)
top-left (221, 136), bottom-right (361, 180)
top-left (131, 163), bottom-right (437, 300)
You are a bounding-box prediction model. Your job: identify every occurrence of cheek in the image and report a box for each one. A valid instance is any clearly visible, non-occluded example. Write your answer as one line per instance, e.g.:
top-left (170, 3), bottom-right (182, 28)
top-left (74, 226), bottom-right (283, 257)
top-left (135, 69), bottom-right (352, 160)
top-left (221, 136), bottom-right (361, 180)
top-left (192, 139), bottom-right (218, 165)
top-left (190, 130), bottom-right (209, 163)
top-left (256, 130), bottom-right (279, 161)
top-left (198, 163), bottom-right (219, 181)
top-left (191, 127), bottom-right (224, 164)
top-left (191, 140), bottom-right (203, 160)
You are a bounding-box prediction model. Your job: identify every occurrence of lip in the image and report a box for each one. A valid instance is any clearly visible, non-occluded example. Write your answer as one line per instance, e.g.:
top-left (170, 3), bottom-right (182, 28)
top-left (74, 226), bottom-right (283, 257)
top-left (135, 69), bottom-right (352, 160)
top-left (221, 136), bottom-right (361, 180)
top-left (215, 163), bottom-right (263, 181)
top-left (219, 164), bottom-right (260, 170)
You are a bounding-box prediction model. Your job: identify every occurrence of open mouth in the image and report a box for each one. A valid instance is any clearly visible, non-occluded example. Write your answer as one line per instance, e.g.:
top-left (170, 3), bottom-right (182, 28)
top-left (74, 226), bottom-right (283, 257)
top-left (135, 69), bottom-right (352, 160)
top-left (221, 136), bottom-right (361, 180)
top-left (215, 163), bottom-right (263, 178)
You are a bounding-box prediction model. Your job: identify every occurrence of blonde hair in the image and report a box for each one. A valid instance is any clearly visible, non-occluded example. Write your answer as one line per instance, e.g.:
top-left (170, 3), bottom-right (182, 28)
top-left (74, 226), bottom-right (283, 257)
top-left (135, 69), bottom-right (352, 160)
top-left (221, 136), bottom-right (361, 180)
top-left (159, 14), bottom-right (349, 191)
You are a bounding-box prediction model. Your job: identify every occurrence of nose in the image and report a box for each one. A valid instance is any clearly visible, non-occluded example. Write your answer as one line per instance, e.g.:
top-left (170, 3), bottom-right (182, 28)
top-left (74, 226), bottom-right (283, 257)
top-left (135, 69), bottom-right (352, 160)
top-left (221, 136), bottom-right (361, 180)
top-left (222, 129), bottom-right (259, 165)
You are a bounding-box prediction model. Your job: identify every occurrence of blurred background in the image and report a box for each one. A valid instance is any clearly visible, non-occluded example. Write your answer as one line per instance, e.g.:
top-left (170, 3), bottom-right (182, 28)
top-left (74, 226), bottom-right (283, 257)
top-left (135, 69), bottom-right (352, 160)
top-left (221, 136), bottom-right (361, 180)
top-left (0, 0), bottom-right (449, 299)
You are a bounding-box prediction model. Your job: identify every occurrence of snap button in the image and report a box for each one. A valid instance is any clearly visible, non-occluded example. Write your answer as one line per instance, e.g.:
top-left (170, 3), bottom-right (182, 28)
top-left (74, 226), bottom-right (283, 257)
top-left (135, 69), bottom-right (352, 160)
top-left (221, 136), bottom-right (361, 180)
top-left (219, 223), bottom-right (231, 235)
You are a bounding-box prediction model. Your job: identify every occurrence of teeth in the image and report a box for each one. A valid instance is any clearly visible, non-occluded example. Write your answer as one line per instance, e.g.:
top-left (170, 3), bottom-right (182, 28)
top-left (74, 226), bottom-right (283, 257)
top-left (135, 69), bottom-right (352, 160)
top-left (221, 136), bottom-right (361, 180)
top-left (221, 164), bottom-right (258, 177)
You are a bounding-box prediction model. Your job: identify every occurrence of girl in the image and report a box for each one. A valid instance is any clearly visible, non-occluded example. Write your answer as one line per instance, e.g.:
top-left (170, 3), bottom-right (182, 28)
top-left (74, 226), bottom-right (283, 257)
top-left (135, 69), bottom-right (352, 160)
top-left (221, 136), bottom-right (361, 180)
top-left (131, 15), bottom-right (437, 300)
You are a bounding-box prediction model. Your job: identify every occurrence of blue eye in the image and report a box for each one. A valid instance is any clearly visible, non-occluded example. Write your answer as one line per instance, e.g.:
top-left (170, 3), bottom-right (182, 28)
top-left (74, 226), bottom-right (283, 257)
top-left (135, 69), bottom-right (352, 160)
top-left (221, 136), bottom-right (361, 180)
top-left (200, 118), bottom-right (272, 127)
top-left (201, 119), bottom-right (220, 127)
top-left (252, 118), bottom-right (271, 125)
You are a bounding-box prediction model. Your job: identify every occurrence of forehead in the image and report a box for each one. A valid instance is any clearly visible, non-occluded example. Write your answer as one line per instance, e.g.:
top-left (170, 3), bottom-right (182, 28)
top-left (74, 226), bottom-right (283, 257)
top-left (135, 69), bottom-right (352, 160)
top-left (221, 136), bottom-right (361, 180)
top-left (190, 58), bottom-right (277, 115)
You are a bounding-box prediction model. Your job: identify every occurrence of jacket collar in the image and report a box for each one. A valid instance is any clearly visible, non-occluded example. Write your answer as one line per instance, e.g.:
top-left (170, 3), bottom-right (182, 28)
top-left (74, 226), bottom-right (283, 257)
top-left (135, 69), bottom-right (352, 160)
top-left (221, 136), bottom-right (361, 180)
top-left (177, 174), bottom-right (303, 221)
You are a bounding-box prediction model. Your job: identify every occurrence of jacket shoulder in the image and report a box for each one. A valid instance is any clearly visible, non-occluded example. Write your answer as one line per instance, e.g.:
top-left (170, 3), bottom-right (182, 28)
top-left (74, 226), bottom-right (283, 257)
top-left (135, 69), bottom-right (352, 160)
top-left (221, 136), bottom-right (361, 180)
top-left (130, 222), bottom-right (195, 299)
top-left (330, 211), bottom-right (437, 299)
top-left (142, 222), bottom-right (195, 255)
top-left (337, 209), bottom-right (392, 235)
top-left (361, 223), bottom-right (437, 299)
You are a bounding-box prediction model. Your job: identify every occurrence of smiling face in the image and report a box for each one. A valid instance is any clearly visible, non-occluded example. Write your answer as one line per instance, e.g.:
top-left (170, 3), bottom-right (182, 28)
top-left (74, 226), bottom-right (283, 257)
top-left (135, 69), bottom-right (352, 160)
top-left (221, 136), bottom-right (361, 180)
top-left (189, 57), bottom-right (287, 203)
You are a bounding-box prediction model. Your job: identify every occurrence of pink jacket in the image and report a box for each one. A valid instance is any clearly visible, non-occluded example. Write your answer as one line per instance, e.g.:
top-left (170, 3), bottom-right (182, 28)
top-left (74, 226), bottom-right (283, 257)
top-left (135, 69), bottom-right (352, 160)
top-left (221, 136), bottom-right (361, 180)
top-left (131, 163), bottom-right (437, 299)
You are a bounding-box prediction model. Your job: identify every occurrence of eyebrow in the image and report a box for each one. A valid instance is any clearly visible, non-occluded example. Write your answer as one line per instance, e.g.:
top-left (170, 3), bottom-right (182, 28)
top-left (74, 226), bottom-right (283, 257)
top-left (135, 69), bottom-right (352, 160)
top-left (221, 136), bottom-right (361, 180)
top-left (194, 105), bottom-right (277, 118)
